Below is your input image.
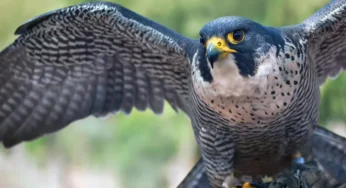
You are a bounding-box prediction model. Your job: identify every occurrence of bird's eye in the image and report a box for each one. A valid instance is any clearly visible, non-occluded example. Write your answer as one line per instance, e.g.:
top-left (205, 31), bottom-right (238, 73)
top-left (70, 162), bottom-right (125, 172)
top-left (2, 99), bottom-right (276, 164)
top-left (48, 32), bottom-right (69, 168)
top-left (200, 36), bottom-right (206, 46)
top-left (227, 30), bottom-right (245, 44)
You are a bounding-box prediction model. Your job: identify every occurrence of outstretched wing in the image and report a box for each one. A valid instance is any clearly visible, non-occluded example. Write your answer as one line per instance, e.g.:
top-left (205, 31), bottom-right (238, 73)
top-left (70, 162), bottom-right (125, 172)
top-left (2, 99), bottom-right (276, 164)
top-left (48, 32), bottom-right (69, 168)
top-left (302, 0), bottom-right (346, 85)
top-left (0, 2), bottom-right (197, 148)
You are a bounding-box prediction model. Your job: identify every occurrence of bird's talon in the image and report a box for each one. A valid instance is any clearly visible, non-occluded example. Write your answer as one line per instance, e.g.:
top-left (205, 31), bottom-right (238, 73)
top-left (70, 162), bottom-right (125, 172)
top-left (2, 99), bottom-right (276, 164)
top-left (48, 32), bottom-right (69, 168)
top-left (233, 182), bottom-right (265, 188)
top-left (293, 169), bottom-right (300, 179)
top-left (242, 182), bottom-right (254, 188)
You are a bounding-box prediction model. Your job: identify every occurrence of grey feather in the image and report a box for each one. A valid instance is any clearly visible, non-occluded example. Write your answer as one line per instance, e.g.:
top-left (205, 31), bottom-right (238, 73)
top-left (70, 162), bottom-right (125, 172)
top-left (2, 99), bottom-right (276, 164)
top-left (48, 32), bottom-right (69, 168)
top-left (0, 2), bottom-right (195, 148)
top-left (302, 0), bottom-right (346, 85)
top-left (178, 125), bottom-right (346, 188)
top-left (311, 126), bottom-right (346, 183)
top-left (1, 1), bottom-right (346, 188)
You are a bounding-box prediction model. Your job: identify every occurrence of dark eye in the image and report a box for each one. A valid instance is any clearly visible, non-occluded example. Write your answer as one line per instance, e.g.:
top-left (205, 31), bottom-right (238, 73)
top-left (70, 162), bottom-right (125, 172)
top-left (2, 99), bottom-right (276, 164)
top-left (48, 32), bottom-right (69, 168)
top-left (233, 30), bottom-right (244, 41)
top-left (227, 30), bottom-right (245, 44)
top-left (199, 35), bottom-right (206, 46)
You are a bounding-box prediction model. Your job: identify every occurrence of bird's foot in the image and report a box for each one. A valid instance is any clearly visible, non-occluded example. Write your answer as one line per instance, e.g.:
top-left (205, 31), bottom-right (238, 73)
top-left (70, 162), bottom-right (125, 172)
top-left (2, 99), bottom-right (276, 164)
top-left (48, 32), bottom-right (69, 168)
top-left (223, 174), bottom-right (271, 188)
top-left (266, 158), bottom-right (317, 188)
top-left (266, 170), bottom-right (308, 188)
top-left (232, 182), bottom-right (269, 188)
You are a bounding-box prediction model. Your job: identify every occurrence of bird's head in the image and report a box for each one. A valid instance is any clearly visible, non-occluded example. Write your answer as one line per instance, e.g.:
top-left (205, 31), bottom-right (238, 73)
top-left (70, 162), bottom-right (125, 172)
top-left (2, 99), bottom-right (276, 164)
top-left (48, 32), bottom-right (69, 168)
top-left (196, 16), bottom-right (285, 98)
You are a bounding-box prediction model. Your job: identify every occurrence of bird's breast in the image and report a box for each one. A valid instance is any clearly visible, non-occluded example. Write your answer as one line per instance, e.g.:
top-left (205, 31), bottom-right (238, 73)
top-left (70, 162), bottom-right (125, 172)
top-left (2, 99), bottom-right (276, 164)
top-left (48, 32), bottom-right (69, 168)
top-left (230, 122), bottom-right (290, 177)
top-left (191, 45), bottom-right (303, 125)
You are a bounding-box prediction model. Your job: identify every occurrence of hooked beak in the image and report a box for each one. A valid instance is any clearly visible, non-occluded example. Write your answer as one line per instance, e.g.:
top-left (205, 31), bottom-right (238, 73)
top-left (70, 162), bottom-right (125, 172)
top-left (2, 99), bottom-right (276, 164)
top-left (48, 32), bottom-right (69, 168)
top-left (206, 37), bottom-right (236, 68)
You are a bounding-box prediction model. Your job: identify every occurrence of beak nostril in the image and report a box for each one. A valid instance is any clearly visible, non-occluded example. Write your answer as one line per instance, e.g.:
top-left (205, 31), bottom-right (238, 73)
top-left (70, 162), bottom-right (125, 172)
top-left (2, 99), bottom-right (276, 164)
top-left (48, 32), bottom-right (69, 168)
top-left (206, 37), bottom-right (237, 69)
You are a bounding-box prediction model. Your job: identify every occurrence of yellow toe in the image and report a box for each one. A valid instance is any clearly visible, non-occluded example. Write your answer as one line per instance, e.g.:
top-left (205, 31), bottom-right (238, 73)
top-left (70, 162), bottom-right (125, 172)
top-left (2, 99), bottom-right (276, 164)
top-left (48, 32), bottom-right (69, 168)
top-left (293, 152), bottom-right (302, 158)
top-left (242, 182), bottom-right (254, 188)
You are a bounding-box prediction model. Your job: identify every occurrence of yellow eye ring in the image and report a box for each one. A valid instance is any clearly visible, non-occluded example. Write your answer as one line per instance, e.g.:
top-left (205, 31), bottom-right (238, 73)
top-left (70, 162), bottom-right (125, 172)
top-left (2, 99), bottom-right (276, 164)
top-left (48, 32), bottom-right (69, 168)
top-left (227, 30), bottom-right (245, 44)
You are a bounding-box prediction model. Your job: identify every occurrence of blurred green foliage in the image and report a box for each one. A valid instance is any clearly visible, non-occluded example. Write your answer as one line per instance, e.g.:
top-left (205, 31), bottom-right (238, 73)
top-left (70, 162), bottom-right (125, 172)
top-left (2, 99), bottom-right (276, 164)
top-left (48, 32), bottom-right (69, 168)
top-left (0, 0), bottom-right (345, 188)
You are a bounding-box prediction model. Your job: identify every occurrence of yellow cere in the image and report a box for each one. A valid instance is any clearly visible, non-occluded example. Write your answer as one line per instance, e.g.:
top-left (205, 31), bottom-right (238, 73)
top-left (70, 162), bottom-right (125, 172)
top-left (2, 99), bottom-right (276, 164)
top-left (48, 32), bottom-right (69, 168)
top-left (206, 37), bottom-right (237, 53)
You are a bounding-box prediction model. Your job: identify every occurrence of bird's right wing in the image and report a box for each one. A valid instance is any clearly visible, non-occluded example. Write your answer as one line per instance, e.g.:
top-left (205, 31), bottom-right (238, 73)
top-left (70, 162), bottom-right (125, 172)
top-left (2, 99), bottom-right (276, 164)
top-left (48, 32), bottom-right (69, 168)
top-left (301, 0), bottom-right (346, 85)
top-left (311, 126), bottom-right (346, 184)
top-left (0, 2), bottom-right (198, 148)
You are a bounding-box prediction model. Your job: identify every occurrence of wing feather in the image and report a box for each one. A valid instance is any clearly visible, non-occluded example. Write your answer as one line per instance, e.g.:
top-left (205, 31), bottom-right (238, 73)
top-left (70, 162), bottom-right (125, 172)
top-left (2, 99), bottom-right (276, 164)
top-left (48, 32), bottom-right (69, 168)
top-left (0, 2), bottom-right (197, 147)
top-left (311, 126), bottom-right (346, 183)
top-left (302, 0), bottom-right (346, 85)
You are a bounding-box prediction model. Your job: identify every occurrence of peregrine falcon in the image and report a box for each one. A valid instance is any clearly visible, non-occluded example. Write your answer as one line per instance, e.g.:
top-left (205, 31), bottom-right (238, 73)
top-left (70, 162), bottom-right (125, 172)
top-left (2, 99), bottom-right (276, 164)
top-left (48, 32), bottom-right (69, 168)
top-left (0, 1), bottom-right (346, 188)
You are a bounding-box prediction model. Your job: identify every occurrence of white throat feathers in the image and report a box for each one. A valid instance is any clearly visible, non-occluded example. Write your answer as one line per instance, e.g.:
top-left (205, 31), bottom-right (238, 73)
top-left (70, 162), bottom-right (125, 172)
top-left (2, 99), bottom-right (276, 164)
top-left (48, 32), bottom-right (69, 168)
top-left (192, 47), bottom-right (301, 125)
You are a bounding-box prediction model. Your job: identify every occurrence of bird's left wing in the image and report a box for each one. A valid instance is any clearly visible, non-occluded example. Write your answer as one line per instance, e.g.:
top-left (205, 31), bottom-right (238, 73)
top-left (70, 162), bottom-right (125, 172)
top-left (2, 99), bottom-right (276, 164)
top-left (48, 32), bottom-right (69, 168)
top-left (0, 2), bottom-right (198, 148)
top-left (301, 0), bottom-right (346, 85)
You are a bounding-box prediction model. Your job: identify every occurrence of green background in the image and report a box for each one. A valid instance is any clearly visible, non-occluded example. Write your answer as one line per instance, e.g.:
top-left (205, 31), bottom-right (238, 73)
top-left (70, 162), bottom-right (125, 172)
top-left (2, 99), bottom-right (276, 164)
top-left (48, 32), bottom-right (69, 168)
top-left (0, 0), bottom-right (345, 188)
